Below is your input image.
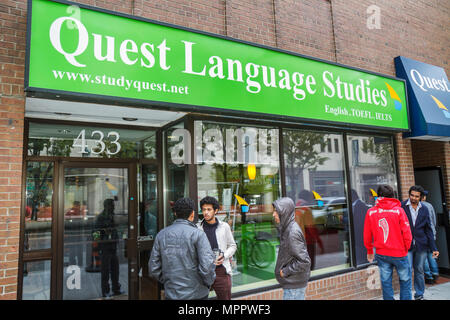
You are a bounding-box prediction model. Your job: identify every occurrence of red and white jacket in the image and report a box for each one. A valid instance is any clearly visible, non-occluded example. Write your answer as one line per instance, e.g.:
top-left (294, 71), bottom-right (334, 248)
top-left (363, 197), bottom-right (412, 257)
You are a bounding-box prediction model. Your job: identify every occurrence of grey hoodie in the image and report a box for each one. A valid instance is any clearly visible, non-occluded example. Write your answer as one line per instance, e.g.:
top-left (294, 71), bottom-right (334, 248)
top-left (273, 197), bottom-right (311, 289)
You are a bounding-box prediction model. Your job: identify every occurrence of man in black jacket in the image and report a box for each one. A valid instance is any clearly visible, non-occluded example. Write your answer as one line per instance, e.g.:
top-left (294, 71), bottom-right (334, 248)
top-left (273, 197), bottom-right (311, 300)
top-left (401, 185), bottom-right (439, 300)
top-left (149, 198), bottom-right (216, 300)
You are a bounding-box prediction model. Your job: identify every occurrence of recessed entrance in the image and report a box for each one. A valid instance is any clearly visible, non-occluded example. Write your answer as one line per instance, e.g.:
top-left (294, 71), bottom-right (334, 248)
top-left (20, 99), bottom-right (186, 300)
top-left (61, 165), bottom-right (132, 300)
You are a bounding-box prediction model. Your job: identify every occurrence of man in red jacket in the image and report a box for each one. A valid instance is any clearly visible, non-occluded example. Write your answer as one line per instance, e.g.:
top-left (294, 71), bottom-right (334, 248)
top-left (364, 185), bottom-right (413, 300)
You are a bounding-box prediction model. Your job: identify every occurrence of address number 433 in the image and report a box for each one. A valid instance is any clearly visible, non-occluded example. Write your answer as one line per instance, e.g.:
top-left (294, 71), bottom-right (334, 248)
top-left (72, 129), bottom-right (121, 155)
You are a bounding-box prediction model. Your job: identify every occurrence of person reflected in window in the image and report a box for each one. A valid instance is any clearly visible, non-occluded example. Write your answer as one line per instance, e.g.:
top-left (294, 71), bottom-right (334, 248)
top-left (144, 199), bottom-right (157, 239)
top-left (351, 189), bottom-right (370, 265)
top-left (295, 190), bottom-right (324, 271)
top-left (65, 201), bottom-right (81, 218)
top-left (65, 201), bottom-right (84, 266)
top-left (95, 198), bottom-right (122, 298)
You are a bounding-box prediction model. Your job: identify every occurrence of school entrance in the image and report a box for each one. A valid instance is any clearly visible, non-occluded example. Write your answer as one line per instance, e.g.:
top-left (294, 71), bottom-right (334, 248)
top-left (19, 99), bottom-right (186, 300)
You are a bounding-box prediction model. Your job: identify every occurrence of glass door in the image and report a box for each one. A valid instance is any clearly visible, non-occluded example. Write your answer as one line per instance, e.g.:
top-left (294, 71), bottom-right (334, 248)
top-left (137, 164), bottom-right (159, 299)
top-left (414, 167), bottom-right (450, 273)
top-left (60, 164), bottom-right (137, 299)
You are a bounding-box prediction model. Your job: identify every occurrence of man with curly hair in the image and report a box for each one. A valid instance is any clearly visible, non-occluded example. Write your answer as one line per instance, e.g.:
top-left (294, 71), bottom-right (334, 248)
top-left (198, 196), bottom-right (236, 300)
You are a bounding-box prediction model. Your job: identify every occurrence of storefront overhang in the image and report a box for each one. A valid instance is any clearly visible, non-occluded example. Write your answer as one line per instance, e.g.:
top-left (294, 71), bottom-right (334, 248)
top-left (25, 97), bottom-right (186, 127)
top-left (395, 56), bottom-right (450, 141)
top-left (26, 0), bottom-right (410, 132)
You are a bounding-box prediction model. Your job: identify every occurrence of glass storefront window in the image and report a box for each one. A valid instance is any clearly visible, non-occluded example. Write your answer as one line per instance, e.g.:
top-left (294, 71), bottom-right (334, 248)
top-left (24, 162), bottom-right (53, 251)
top-left (63, 167), bottom-right (129, 299)
top-left (347, 135), bottom-right (398, 266)
top-left (195, 121), bottom-right (280, 294)
top-left (27, 122), bottom-right (156, 159)
top-left (139, 165), bottom-right (158, 240)
top-left (22, 260), bottom-right (51, 300)
top-left (283, 129), bottom-right (350, 275)
top-left (164, 122), bottom-right (188, 226)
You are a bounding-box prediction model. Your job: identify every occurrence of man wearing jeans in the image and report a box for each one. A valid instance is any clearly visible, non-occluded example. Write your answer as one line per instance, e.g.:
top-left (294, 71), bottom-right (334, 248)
top-left (421, 191), bottom-right (440, 284)
top-left (273, 197), bottom-right (311, 300)
top-left (401, 185), bottom-right (439, 300)
top-left (364, 185), bottom-right (413, 300)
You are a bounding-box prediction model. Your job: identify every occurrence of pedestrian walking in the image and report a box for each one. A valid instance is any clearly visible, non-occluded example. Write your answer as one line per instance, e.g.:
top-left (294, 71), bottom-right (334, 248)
top-left (421, 190), bottom-right (440, 284)
top-left (363, 185), bottom-right (413, 300)
top-left (149, 197), bottom-right (216, 300)
top-left (401, 185), bottom-right (439, 300)
top-left (198, 196), bottom-right (237, 300)
top-left (272, 197), bottom-right (311, 300)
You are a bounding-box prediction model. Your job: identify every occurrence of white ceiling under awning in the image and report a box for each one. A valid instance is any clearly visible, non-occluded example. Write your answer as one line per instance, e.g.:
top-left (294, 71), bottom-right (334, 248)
top-left (25, 97), bottom-right (186, 127)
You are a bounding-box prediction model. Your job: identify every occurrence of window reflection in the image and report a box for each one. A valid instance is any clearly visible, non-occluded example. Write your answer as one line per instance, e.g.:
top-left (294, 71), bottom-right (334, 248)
top-left (27, 122), bottom-right (156, 159)
top-left (195, 121), bottom-right (280, 294)
top-left (347, 135), bottom-right (397, 266)
top-left (25, 162), bottom-right (53, 251)
top-left (283, 129), bottom-right (350, 274)
top-left (22, 260), bottom-right (51, 300)
top-left (63, 167), bottom-right (129, 300)
top-left (164, 123), bottom-right (188, 226)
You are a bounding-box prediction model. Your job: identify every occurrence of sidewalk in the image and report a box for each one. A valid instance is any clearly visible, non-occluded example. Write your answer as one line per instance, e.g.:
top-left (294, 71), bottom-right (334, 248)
top-left (377, 275), bottom-right (450, 300)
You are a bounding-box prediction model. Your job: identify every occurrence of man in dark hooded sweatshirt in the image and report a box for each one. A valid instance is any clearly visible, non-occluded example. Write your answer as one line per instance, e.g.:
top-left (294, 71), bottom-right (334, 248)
top-left (273, 197), bottom-right (311, 300)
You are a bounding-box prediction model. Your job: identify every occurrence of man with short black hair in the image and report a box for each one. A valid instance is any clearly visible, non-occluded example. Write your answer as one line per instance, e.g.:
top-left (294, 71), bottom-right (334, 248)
top-left (198, 196), bottom-right (236, 300)
top-left (364, 185), bottom-right (412, 300)
top-left (149, 198), bottom-right (216, 300)
top-left (401, 185), bottom-right (439, 300)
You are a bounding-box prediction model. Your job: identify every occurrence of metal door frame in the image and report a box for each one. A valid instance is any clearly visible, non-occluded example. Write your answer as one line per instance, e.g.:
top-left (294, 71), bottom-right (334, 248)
top-left (56, 160), bottom-right (138, 300)
top-left (414, 166), bottom-right (450, 274)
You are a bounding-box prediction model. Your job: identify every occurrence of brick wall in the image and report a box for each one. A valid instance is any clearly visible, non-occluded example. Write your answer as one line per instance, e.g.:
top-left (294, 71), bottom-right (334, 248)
top-left (396, 133), bottom-right (415, 200)
top-left (0, 0), bottom-right (27, 300)
top-left (0, 0), bottom-right (448, 300)
top-left (411, 140), bottom-right (450, 206)
top-left (236, 267), bottom-right (400, 300)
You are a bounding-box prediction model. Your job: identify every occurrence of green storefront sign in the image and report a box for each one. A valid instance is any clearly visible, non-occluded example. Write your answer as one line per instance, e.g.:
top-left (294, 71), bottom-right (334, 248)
top-left (26, 0), bottom-right (409, 130)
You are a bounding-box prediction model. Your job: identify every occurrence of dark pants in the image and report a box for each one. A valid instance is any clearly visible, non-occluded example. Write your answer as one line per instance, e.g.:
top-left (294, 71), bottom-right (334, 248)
top-left (212, 266), bottom-right (231, 300)
top-left (100, 251), bottom-right (120, 295)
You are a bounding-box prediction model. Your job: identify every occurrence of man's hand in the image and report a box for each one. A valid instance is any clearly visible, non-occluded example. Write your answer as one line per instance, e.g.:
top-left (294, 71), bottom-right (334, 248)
top-left (432, 251), bottom-right (439, 259)
top-left (367, 253), bottom-right (374, 263)
top-left (280, 269), bottom-right (284, 278)
top-left (215, 254), bottom-right (224, 266)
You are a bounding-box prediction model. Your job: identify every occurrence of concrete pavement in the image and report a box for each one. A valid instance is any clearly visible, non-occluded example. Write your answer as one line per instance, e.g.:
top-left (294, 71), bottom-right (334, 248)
top-left (376, 276), bottom-right (450, 300)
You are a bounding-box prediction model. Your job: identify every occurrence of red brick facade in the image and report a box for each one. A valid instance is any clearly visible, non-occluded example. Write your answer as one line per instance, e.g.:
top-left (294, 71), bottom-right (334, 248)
top-left (0, 0), bottom-right (448, 299)
top-left (237, 267), bottom-right (399, 300)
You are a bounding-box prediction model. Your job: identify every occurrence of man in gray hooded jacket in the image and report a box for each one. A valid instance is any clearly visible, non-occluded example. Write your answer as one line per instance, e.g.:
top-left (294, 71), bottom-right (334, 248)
top-left (273, 197), bottom-right (311, 300)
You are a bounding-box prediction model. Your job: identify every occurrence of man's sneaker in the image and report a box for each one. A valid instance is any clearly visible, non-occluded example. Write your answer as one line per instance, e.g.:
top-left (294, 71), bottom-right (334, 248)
top-left (425, 278), bottom-right (435, 284)
top-left (414, 296), bottom-right (425, 300)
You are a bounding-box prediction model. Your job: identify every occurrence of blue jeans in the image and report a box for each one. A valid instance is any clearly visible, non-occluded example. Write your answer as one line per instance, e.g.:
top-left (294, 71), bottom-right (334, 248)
top-left (283, 287), bottom-right (306, 300)
top-left (407, 249), bottom-right (427, 299)
top-left (375, 254), bottom-right (412, 300)
top-left (424, 251), bottom-right (439, 279)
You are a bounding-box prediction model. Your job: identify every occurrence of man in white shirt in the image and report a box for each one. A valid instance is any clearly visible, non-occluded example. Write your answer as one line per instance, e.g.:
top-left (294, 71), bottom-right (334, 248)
top-left (401, 185), bottom-right (439, 300)
top-left (198, 196), bottom-right (237, 300)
